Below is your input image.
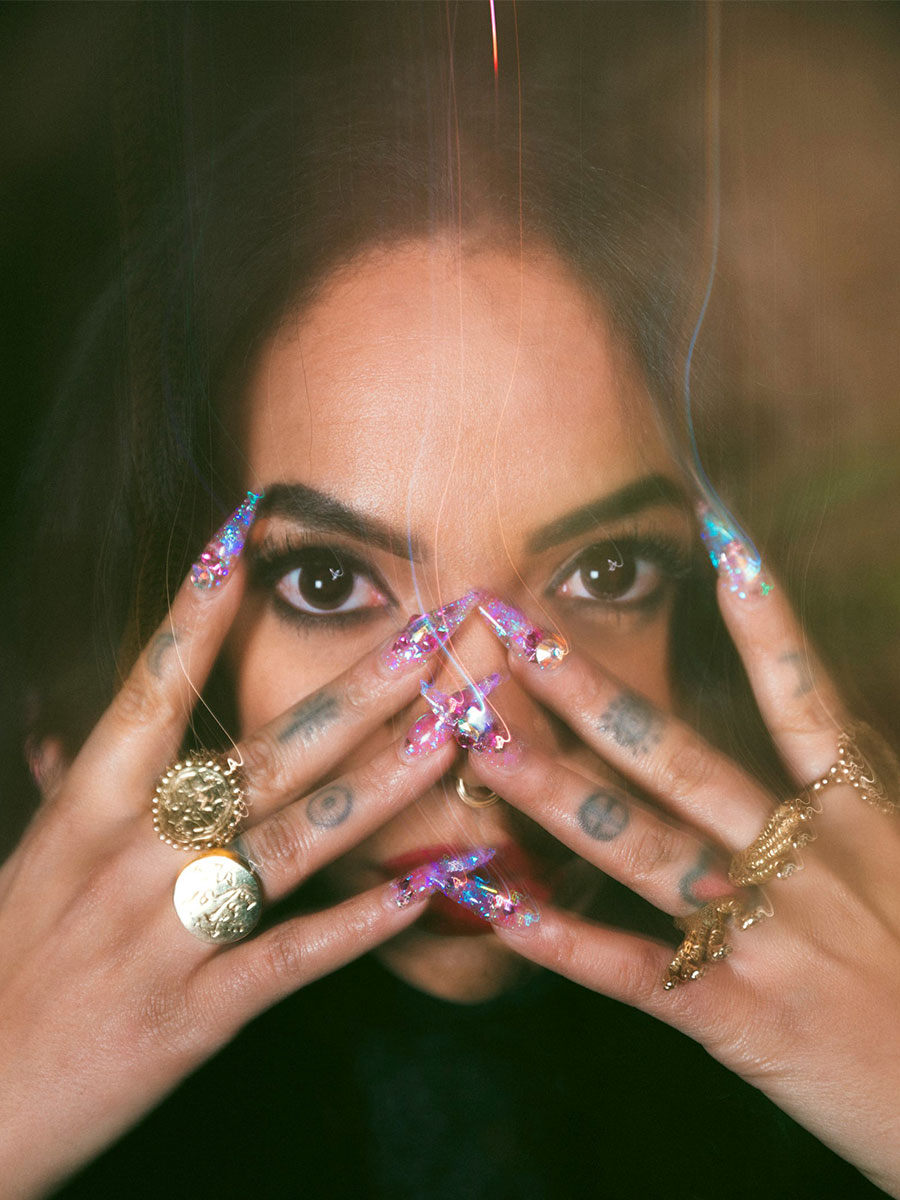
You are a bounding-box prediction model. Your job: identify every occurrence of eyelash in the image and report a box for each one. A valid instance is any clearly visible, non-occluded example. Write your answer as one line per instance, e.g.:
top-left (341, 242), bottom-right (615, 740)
top-left (249, 530), bottom-right (693, 630)
top-left (249, 534), bottom-right (397, 630)
top-left (546, 533), bottom-right (693, 618)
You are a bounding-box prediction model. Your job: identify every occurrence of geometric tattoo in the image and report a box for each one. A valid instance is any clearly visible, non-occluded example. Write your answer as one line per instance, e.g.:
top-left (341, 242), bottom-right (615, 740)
top-left (578, 788), bottom-right (630, 841)
top-left (596, 693), bottom-right (663, 756)
top-left (306, 783), bottom-right (354, 829)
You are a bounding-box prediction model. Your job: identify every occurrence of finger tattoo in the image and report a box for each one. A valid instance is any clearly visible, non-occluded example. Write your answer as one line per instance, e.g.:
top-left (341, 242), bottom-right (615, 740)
top-left (578, 788), bottom-right (630, 841)
top-left (147, 630), bottom-right (177, 678)
top-left (277, 693), bottom-right (340, 745)
top-left (306, 783), bottom-right (353, 828)
top-left (779, 650), bottom-right (814, 698)
top-left (596, 694), bottom-right (663, 756)
top-left (677, 845), bottom-right (715, 907)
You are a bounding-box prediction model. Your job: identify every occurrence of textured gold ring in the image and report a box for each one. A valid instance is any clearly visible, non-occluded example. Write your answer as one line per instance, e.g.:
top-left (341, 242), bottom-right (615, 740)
top-left (153, 752), bottom-right (248, 850)
top-left (454, 775), bottom-right (501, 809)
top-left (663, 895), bottom-right (768, 990)
top-left (173, 850), bottom-right (262, 944)
top-left (729, 721), bottom-right (899, 888)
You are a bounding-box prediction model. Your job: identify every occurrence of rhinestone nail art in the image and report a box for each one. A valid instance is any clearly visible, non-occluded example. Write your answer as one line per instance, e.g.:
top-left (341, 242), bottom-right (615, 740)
top-left (381, 589), bottom-right (486, 672)
top-left (401, 674), bottom-right (510, 759)
top-left (190, 491), bottom-right (263, 589)
top-left (697, 501), bottom-right (772, 599)
top-left (391, 847), bottom-right (496, 908)
top-left (478, 598), bottom-right (568, 669)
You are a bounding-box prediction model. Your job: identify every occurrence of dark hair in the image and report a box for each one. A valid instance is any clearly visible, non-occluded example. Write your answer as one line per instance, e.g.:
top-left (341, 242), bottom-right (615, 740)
top-left (5, 3), bottom-right (817, 847)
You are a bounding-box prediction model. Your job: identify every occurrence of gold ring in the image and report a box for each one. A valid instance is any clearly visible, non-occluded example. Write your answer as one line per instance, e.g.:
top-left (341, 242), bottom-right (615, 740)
top-left (729, 721), bottom-right (899, 887)
top-left (173, 851), bottom-right (262, 944)
top-left (454, 775), bottom-right (500, 808)
top-left (153, 752), bottom-right (248, 850)
top-left (663, 895), bottom-right (767, 990)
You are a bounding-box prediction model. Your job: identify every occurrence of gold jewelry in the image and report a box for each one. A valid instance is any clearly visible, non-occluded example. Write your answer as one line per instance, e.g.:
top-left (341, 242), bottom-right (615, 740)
top-left (173, 851), bottom-right (262, 944)
top-left (729, 721), bottom-right (900, 887)
top-left (153, 752), bottom-right (248, 850)
top-left (819, 720), bottom-right (900, 815)
top-left (663, 895), bottom-right (767, 990)
top-left (728, 789), bottom-right (820, 887)
top-left (454, 775), bottom-right (500, 808)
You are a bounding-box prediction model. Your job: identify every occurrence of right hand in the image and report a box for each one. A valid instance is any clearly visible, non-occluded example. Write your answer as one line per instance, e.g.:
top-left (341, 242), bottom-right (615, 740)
top-left (0, 555), bottom-right (456, 1198)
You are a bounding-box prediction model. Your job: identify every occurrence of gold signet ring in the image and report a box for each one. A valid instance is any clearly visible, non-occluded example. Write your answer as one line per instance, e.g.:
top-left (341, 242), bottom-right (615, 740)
top-left (174, 851), bottom-right (262, 944)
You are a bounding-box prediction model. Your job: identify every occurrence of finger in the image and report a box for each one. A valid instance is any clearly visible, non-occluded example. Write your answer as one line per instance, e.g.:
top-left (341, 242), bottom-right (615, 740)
top-left (469, 740), bottom-right (735, 916)
top-left (66, 556), bottom-right (249, 822)
top-left (492, 904), bottom-right (734, 1032)
top-left (504, 647), bottom-right (770, 848)
top-left (233, 590), bottom-right (484, 821)
top-left (712, 568), bottom-right (848, 785)
top-left (233, 736), bottom-right (458, 902)
top-left (192, 876), bottom-right (433, 1035)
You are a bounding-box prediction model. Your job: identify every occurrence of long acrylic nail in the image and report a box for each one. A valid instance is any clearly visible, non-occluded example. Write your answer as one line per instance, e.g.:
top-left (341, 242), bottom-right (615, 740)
top-left (438, 868), bottom-right (540, 930)
top-left (381, 589), bottom-right (487, 672)
top-left (696, 501), bottom-right (772, 600)
top-left (478, 598), bottom-right (568, 669)
top-left (400, 674), bottom-right (504, 760)
top-left (390, 847), bottom-right (497, 908)
top-left (190, 491), bottom-right (263, 589)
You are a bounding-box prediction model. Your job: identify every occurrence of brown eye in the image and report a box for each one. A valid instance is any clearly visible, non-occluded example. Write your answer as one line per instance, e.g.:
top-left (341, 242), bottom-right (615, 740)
top-left (275, 548), bottom-right (387, 613)
top-left (577, 542), bottom-right (637, 599)
top-left (553, 540), bottom-right (665, 607)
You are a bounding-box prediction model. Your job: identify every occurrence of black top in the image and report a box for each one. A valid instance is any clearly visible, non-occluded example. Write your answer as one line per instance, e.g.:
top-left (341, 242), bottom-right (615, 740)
top-left (56, 957), bottom-right (887, 1199)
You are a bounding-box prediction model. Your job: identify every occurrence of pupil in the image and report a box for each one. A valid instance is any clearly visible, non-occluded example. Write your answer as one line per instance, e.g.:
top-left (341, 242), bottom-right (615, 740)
top-left (298, 549), bottom-right (354, 609)
top-left (579, 542), bottom-right (635, 598)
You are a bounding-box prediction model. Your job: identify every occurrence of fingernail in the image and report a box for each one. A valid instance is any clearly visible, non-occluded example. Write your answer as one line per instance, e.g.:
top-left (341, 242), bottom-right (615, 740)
top-left (400, 709), bottom-right (456, 760)
top-left (190, 491), bottom-right (263, 589)
top-left (390, 847), bottom-right (497, 908)
top-left (380, 589), bottom-right (487, 672)
top-left (478, 598), bottom-right (568, 669)
top-left (696, 501), bottom-right (772, 600)
top-left (438, 867), bottom-right (540, 930)
top-left (423, 674), bottom-right (510, 754)
top-left (468, 726), bottom-right (525, 768)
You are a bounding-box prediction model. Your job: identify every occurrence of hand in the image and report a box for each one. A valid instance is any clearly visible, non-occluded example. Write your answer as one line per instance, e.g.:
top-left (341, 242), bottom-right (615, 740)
top-left (0, 508), bottom-right (460, 1198)
top-left (469, 535), bottom-right (900, 1196)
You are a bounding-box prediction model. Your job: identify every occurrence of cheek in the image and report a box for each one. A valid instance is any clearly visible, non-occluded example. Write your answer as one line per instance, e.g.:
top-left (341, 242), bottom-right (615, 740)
top-left (227, 606), bottom-right (385, 733)
top-left (579, 617), bottom-right (675, 712)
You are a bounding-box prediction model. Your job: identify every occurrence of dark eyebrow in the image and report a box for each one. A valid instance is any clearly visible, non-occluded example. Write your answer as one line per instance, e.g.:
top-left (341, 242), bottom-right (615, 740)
top-left (525, 474), bottom-right (690, 554)
top-left (257, 482), bottom-right (426, 561)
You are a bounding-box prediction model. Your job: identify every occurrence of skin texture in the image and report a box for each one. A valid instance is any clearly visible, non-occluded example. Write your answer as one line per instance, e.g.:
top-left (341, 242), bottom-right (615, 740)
top-left (3, 238), bottom-right (900, 1196)
top-left (230, 239), bottom-right (692, 1001)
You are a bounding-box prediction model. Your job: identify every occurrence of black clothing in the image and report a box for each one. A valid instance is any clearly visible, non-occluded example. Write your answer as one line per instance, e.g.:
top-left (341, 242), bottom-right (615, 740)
top-left (57, 957), bottom-right (887, 1199)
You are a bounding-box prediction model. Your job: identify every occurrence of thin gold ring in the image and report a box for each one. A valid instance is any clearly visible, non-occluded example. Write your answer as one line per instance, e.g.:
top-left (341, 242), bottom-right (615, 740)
top-left (454, 775), bottom-right (500, 809)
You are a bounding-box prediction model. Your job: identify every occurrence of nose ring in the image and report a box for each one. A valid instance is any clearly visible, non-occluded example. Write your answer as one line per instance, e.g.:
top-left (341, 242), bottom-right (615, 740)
top-left (454, 775), bottom-right (500, 808)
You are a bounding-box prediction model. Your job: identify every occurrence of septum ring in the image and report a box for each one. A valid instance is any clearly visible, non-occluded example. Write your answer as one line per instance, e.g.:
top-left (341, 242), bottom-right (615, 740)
top-left (454, 775), bottom-right (501, 809)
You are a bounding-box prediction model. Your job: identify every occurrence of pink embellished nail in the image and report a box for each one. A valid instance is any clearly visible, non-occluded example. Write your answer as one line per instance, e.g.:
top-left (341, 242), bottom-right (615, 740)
top-left (190, 491), bottom-right (263, 589)
top-left (381, 589), bottom-right (486, 672)
top-left (437, 865), bottom-right (540, 930)
top-left (478, 598), bottom-right (568, 669)
top-left (390, 847), bottom-right (497, 908)
top-left (696, 501), bottom-right (772, 600)
top-left (401, 673), bottom-right (505, 759)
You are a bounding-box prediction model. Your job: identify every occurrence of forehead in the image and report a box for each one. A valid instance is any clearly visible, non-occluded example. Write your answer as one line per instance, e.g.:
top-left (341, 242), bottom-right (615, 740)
top-left (242, 240), bottom-right (672, 536)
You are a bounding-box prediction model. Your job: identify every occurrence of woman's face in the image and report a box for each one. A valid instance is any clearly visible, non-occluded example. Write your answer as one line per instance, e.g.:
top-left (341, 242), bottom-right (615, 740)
top-left (231, 239), bottom-right (692, 1002)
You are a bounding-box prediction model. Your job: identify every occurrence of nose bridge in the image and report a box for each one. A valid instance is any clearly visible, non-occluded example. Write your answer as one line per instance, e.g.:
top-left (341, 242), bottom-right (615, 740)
top-left (432, 607), bottom-right (507, 696)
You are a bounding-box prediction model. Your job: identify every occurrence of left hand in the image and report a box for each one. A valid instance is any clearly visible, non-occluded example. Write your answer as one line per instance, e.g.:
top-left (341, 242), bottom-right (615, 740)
top-left (469, 568), bottom-right (900, 1196)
